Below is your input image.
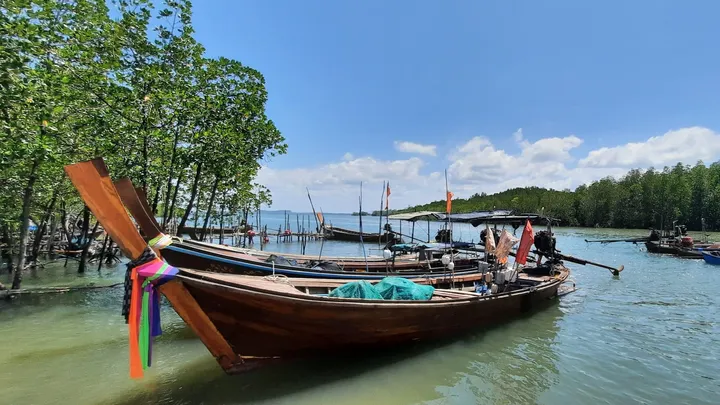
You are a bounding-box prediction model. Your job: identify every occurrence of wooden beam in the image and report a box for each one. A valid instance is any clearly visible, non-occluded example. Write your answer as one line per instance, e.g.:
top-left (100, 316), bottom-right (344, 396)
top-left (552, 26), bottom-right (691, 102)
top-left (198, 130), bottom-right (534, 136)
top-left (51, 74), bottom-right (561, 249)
top-left (114, 178), bottom-right (163, 239)
top-left (64, 159), bottom-right (146, 259)
top-left (159, 280), bottom-right (240, 370)
top-left (64, 158), bottom-right (243, 372)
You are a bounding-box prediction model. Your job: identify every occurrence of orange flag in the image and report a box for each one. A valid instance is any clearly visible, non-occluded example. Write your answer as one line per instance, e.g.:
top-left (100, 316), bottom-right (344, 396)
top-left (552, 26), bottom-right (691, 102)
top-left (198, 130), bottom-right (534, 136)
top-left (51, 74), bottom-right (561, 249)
top-left (515, 219), bottom-right (534, 265)
top-left (446, 191), bottom-right (453, 213)
top-left (316, 212), bottom-right (324, 225)
top-left (385, 182), bottom-right (391, 210)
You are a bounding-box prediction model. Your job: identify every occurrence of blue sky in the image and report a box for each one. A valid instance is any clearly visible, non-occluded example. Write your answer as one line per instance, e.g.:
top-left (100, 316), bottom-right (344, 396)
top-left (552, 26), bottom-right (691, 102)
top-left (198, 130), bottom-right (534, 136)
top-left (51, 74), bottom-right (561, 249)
top-left (191, 0), bottom-right (720, 212)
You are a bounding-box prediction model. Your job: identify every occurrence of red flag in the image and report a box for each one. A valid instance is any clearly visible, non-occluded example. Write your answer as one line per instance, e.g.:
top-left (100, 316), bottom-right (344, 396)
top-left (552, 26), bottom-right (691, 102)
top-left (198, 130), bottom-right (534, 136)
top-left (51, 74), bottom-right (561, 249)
top-left (446, 191), bottom-right (453, 213)
top-left (515, 219), bottom-right (534, 265)
top-left (385, 182), bottom-right (391, 210)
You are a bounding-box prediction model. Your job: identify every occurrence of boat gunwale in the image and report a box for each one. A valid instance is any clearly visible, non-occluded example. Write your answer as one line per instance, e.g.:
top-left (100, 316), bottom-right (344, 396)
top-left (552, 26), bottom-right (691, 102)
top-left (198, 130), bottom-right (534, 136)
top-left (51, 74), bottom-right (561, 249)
top-left (178, 267), bottom-right (568, 307)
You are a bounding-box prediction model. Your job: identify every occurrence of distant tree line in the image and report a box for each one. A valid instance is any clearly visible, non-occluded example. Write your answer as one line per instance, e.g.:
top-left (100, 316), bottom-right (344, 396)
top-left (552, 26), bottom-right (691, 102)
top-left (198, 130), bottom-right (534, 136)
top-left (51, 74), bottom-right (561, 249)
top-left (401, 161), bottom-right (720, 231)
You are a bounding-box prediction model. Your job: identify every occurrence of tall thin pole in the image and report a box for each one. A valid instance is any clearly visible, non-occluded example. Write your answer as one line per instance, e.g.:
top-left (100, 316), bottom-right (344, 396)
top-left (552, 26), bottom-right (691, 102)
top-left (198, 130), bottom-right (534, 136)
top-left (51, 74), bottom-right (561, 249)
top-left (258, 205), bottom-right (263, 251)
top-left (378, 180), bottom-right (385, 247)
top-left (359, 182), bottom-right (369, 272)
top-left (306, 188), bottom-right (319, 232)
top-left (445, 169), bottom-right (453, 249)
top-left (385, 181), bottom-right (390, 244)
top-left (318, 207), bottom-right (326, 260)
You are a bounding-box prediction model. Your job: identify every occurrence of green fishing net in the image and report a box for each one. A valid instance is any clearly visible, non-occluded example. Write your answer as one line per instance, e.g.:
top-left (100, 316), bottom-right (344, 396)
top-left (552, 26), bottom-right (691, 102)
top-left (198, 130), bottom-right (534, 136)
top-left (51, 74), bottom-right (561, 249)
top-left (374, 277), bottom-right (435, 300)
top-left (328, 280), bottom-right (383, 299)
top-left (328, 277), bottom-right (434, 301)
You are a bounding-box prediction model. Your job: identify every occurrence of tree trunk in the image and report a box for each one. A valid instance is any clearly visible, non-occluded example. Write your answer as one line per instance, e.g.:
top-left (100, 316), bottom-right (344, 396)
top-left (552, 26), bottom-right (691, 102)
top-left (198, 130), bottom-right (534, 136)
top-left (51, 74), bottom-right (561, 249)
top-left (13, 158), bottom-right (40, 289)
top-left (219, 203), bottom-right (225, 245)
top-left (176, 162), bottom-right (202, 235)
top-left (76, 206), bottom-right (90, 273)
top-left (46, 213), bottom-right (57, 255)
top-left (150, 182), bottom-right (162, 216)
top-left (164, 171), bottom-right (184, 232)
top-left (105, 239), bottom-right (115, 264)
top-left (30, 191), bottom-right (57, 264)
top-left (59, 201), bottom-right (71, 244)
top-left (141, 118), bottom-right (149, 194)
top-left (189, 193), bottom-right (202, 240)
top-left (200, 176), bottom-right (220, 241)
top-left (97, 232), bottom-right (109, 271)
top-left (78, 219), bottom-right (99, 274)
top-left (161, 130), bottom-right (181, 228)
top-left (1, 225), bottom-right (14, 278)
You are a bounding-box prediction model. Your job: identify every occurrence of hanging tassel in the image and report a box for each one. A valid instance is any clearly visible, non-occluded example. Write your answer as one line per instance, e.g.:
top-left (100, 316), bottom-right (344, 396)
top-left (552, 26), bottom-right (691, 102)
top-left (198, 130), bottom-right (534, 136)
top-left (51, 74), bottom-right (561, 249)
top-left (125, 257), bottom-right (179, 378)
top-left (128, 268), bottom-right (144, 379)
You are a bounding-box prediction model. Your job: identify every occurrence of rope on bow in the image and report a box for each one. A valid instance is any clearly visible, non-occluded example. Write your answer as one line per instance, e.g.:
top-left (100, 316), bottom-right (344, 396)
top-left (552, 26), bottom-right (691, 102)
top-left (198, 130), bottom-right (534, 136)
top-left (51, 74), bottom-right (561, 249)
top-left (148, 233), bottom-right (173, 249)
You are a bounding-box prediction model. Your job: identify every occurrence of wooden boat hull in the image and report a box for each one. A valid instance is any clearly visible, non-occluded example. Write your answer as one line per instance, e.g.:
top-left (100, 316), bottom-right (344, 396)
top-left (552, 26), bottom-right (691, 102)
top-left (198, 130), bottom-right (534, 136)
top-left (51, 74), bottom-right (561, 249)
top-left (177, 267), bottom-right (568, 361)
top-left (645, 241), bottom-right (703, 259)
top-left (183, 239), bottom-right (390, 262)
top-left (323, 225), bottom-right (397, 244)
top-left (168, 239), bottom-right (478, 273)
top-left (160, 242), bottom-right (485, 280)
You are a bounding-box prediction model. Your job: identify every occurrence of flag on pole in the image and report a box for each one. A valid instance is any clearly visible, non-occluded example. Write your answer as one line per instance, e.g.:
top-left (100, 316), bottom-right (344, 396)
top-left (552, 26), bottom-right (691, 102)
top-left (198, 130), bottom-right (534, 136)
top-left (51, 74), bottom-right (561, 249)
top-left (385, 182), bottom-right (391, 209)
top-left (495, 229), bottom-right (519, 265)
top-left (515, 219), bottom-right (534, 265)
top-left (485, 223), bottom-right (496, 253)
top-left (446, 191), bottom-right (453, 213)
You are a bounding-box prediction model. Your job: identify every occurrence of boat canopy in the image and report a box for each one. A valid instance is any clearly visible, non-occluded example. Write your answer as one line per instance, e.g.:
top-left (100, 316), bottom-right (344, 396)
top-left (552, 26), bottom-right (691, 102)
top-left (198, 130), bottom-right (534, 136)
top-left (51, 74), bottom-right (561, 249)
top-left (444, 211), bottom-right (547, 227)
top-left (387, 211), bottom-right (444, 222)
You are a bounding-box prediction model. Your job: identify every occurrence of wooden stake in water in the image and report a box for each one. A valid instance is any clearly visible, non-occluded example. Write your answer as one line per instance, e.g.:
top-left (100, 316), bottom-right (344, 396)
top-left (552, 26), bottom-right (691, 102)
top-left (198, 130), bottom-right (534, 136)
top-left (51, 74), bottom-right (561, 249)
top-left (307, 188), bottom-right (319, 233)
top-left (359, 182), bottom-right (369, 272)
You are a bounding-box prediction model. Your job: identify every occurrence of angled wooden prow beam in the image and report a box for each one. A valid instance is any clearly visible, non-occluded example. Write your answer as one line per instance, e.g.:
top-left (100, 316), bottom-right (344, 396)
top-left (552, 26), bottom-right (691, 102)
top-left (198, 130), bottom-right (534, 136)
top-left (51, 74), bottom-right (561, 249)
top-left (64, 158), bottom-right (242, 372)
top-left (114, 178), bottom-right (163, 240)
top-left (64, 159), bottom-right (147, 259)
top-left (134, 186), bottom-right (163, 231)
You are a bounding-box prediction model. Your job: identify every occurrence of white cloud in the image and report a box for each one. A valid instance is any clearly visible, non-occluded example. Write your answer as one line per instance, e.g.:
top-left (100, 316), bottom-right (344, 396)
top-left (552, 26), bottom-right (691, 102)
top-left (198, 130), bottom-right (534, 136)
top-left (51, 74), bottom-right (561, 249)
top-left (448, 133), bottom-right (583, 185)
top-left (579, 126), bottom-right (720, 169)
top-left (393, 141), bottom-right (437, 156)
top-left (258, 127), bottom-right (720, 212)
top-left (512, 128), bottom-right (524, 142)
top-left (256, 155), bottom-right (445, 212)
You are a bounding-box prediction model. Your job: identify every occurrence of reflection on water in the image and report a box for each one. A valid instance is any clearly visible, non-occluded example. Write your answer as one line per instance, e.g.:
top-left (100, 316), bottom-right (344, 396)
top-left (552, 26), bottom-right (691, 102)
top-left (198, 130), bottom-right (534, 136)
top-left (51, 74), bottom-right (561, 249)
top-left (110, 307), bottom-right (564, 405)
top-left (2, 222), bottom-right (720, 405)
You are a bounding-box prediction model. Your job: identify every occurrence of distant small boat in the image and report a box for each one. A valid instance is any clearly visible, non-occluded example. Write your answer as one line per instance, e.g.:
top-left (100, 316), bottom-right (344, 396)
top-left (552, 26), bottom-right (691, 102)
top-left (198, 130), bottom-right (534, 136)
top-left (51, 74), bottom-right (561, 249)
top-left (702, 251), bottom-right (720, 265)
top-left (322, 224), bottom-right (400, 244)
top-left (644, 241), bottom-right (704, 259)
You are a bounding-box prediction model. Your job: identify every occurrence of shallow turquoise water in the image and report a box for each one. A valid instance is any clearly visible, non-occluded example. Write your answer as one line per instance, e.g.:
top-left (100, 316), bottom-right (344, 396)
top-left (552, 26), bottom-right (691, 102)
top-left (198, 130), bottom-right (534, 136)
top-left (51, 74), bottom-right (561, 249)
top-left (1, 217), bottom-right (719, 405)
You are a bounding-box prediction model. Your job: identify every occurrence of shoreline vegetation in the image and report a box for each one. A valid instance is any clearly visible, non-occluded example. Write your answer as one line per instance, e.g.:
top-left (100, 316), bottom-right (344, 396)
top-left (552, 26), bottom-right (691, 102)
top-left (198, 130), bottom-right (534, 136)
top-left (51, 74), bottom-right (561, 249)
top-left (1, 1), bottom-right (286, 290)
top-left (390, 161), bottom-right (720, 232)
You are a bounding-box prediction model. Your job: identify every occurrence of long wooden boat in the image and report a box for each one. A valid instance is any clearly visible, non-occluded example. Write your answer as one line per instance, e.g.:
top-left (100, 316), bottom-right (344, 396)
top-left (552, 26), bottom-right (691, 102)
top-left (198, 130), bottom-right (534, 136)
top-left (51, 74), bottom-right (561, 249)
top-left (64, 157), bottom-right (571, 375)
top-left (322, 224), bottom-right (398, 244)
top-left (175, 265), bottom-right (568, 361)
top-left (645, 241), bottom-right (704, 259)
top-left (185, 238), bottom-right (389, 262)
top-left (158, 240), bottom-right (483, 279)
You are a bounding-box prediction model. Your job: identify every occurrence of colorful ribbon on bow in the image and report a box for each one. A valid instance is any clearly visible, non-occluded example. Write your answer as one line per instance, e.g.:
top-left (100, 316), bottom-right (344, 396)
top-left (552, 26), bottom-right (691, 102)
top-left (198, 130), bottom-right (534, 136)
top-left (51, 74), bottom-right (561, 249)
top-left (127, 257), bottom-right (178, 379)
top-left (148, 233), bottom-right (173, 249)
